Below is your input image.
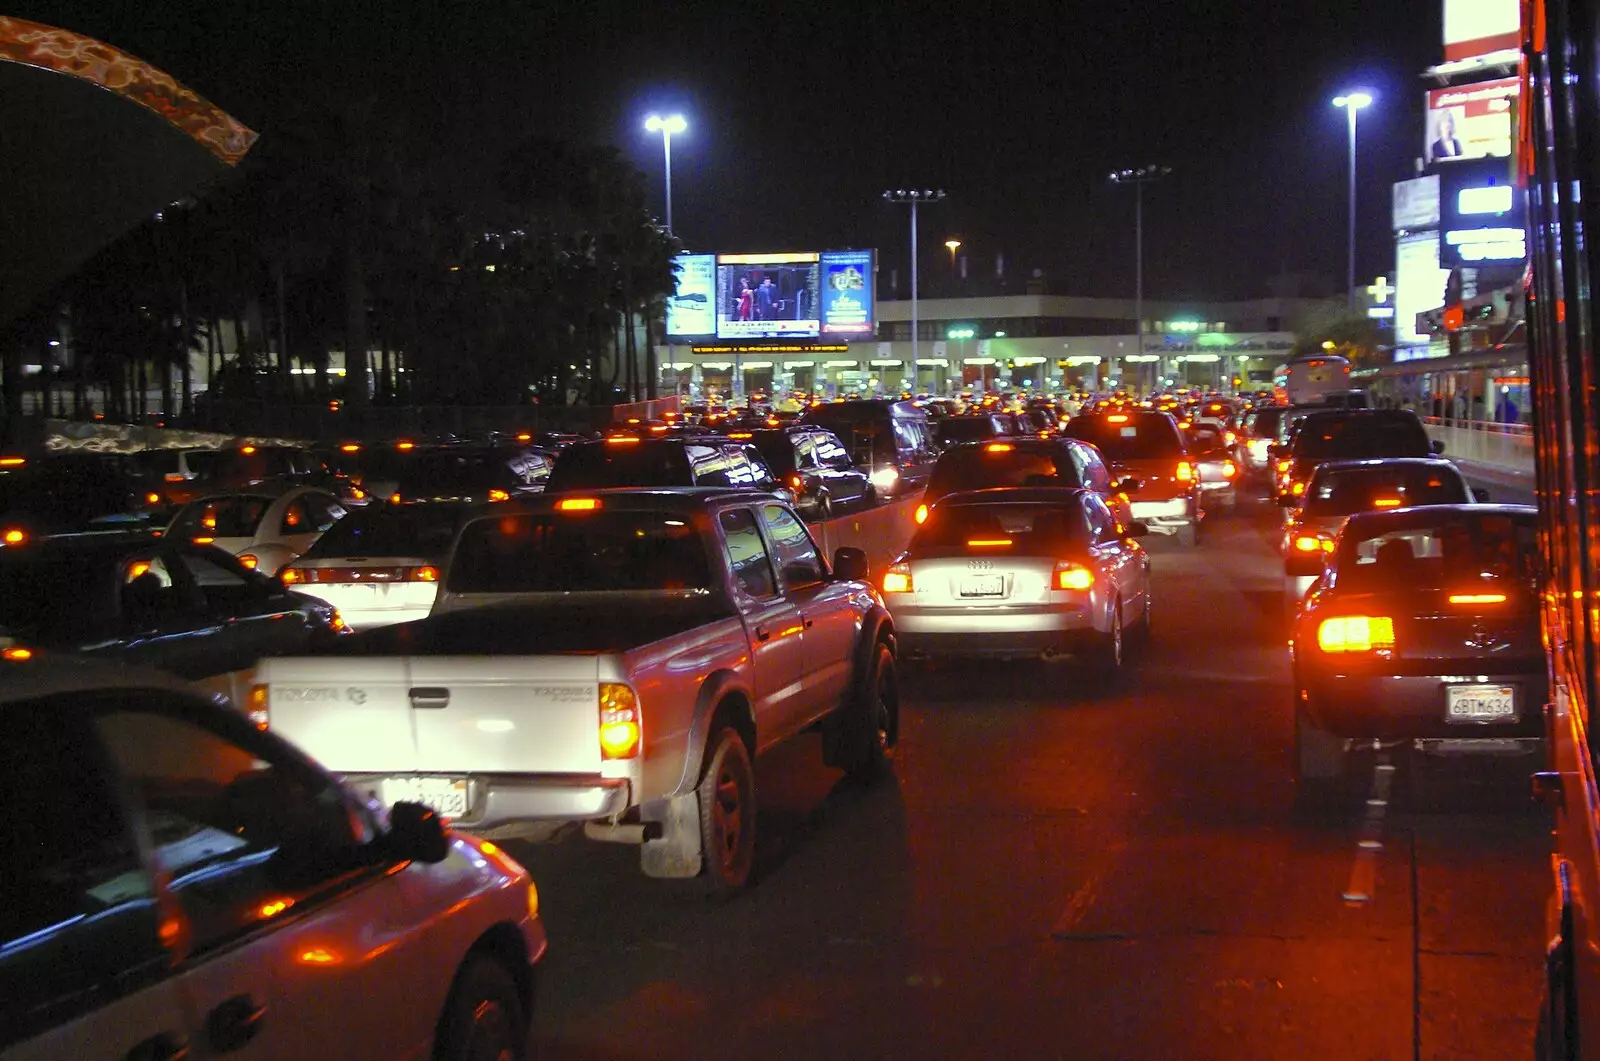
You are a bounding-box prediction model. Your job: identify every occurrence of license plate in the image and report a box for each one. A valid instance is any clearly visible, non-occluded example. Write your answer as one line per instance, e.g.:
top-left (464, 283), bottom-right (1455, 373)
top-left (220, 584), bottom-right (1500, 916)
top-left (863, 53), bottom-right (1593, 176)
top-left (381, 777), bottom-right (470, 819)
top-left (1445, 684), bottom-right (1517, 722)
top-left (960, 574), bottom-right (1005, 597)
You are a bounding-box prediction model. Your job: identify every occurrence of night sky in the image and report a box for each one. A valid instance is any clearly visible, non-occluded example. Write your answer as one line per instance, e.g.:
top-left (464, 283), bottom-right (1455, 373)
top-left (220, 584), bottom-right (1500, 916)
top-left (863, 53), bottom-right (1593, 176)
top-left (16, 0), bottom-right (1439, 302)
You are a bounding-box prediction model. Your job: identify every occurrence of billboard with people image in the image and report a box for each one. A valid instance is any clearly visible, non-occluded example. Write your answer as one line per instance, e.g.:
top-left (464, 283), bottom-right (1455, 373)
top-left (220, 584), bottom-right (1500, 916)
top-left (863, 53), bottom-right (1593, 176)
top-left (701, 249), bottom-right (877, 340)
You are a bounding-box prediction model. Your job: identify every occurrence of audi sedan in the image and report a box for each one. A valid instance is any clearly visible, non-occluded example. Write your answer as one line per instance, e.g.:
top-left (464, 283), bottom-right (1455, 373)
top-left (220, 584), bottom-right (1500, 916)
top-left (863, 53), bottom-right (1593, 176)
top-left (882, 487), bottom-right (1150, 671)
top-left (1288, 504), bottom-right (1544, 795)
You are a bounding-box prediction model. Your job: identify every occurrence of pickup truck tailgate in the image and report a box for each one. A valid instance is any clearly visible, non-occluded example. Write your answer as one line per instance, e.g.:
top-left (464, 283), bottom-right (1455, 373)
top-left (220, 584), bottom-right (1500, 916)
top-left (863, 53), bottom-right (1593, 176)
top-left (407, 656), bottom-right (603, 774)
top-left (257, 657), bottom-right (418, 772)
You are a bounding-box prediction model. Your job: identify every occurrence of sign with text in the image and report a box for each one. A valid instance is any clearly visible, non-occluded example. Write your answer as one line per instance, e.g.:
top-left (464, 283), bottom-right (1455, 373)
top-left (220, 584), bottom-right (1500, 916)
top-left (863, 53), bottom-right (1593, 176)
top-left (665, 254), bottom-right (716, 337)
top-left (1392, 175), bottom-right (1441, 231)
top-left (1425, 77), bottom-right (1519, 166)
top-left (819, 250), bottom-right (876, 335)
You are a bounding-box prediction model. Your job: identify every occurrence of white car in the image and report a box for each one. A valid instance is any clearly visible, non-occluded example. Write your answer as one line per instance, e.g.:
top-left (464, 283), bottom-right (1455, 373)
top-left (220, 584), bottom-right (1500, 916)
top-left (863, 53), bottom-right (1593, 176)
top-left (0, 652), bottom-right (546, 1061)
top-left (166, 486), bottom-right (347, 576)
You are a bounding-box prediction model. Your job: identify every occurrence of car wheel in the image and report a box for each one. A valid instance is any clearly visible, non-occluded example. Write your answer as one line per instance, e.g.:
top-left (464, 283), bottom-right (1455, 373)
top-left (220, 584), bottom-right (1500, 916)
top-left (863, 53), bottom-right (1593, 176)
top-left (816, 493), bottom-right (834, 521)
top-left (1294, 702), bottom-right (1345, 788)
top-left (1134, 584), bottom-right (1153, 645)
top-left (697, 726), bottom-right (756, 896)
top-left (434, 956), bottom-right (527, 1061)
top-left (1177, 522), bottom-right (1198, 548)
top-left (840, 642), bottom-right (897, 783)
top-left (1091, 598), bottom-right (1125, 673)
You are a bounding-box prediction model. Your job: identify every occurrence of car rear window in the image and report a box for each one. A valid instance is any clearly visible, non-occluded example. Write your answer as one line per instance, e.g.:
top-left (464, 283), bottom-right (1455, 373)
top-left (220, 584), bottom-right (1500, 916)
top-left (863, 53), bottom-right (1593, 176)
top-left (393, 449), bottom-right (547, 496)
top-left (927, 447), bottom-right (1079, 496)
top-left (1245, 408), bottom-right (1285, 438)
top-left (1303, 465), bottom-right (1471, 516)
top-left (303, 503), bottom-right (466, 558)
top-left (169, 497), bottom-right (272, 539)
top-left (545, 443), bottom-right (692, 491)
top-left (1337, 513), bottom-right (1537, 593)
top-left (447, 510), bottom-right (712, 592)
top-left (912, 501), bottom-right (1085, 554)
top-left (1294, 415), bottom-right (1429, 460)
top-left (1062, 415), bottom-right (1184, 459)
top-left (937, 418), bottom-right (1007, 445)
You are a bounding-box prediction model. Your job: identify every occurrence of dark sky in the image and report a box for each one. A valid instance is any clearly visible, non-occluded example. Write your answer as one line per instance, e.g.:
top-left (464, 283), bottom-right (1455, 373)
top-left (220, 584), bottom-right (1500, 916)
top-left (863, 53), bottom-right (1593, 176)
top-left (17, 0), bottom-right (1439, 301)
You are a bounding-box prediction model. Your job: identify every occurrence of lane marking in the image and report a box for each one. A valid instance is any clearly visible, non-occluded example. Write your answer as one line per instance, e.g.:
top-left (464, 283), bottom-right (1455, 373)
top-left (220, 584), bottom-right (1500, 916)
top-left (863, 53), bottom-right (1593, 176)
top-left (1342, 756), bottom-right (1396, 905)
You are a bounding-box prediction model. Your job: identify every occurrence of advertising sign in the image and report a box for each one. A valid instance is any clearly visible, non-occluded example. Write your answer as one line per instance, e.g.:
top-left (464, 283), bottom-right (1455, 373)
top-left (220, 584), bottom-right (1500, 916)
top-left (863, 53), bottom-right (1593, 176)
top-left (1392, 175), bottom-right (1441, 231)
top-left (1425, 77), bottom-right (1518, 165)
top-left (818, 249), bottom-right (875, 335)
top-left (715, 252), bottom-right (821, 340)
top-left (1395, 232), bottom-right (1449, 346)
top-left (1438, 157), bottom-right (1526, 267)
top-left (1443, 0), bottom-right (1519, 61)
top-left (665, 254), bottom-right (715, 337)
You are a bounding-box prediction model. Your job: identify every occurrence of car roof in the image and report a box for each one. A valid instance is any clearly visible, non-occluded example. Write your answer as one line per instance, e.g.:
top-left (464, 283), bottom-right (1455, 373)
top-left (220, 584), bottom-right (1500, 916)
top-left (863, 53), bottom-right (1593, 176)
top-left (941, 437), bottom-right (1068, 453)
top-left (1298, 407), bottom-right (1419, 422)
top-left (1311, 457), bottom-right (1460, 474)
top-left (1341, 503), bottom-right (1538, 533)
top-left (491, 486), bottom-right (787, 512)
top-left (0, 531), bottom-right (165, 560)
top-left (935, 486), bottom-right (1089, 506)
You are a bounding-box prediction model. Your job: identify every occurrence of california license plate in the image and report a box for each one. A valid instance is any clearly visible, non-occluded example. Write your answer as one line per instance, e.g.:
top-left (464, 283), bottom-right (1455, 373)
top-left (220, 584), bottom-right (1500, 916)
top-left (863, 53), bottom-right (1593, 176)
top-left (1445, 684), bottom-right (1517, 722)
top-left (960, 574), bottom-right (1005, 597)
top-left (381, 776), bottom-right (470, 819)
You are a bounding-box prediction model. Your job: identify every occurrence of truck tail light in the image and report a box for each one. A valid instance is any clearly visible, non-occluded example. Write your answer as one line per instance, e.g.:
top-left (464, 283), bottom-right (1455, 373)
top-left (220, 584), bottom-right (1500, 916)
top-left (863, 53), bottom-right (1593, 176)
top-left (1054, 562), bottom-right (1094, 591)
top-left (1176, 461), bottom-right (1195, 482)
top-left (882, 562), bottom-right (913, 594)
top-left (1222, 460), bottom-right (1237, 479)
top-left (1316, 615), bottom-right (1395, 654)
top-left (238, 553), bottom-right (260, 570)
top-left (412, 565), bottom-right (439, 582)
top-left (281, 567), bottom-right (305, 584)
top-left (1292, 534), bottom-right (1335, 554)
top-left (914, 504), bottom-right (929, 524)
top-left (248, 684), bottom-right (270, 730)
top-left (598, 683), bottom-right (641, 760)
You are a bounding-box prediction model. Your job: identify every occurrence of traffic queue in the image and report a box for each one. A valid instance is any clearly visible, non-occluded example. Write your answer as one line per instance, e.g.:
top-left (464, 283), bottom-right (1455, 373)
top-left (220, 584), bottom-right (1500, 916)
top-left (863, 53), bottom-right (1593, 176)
top-left (0, 385), bottom-right (1543, 1057)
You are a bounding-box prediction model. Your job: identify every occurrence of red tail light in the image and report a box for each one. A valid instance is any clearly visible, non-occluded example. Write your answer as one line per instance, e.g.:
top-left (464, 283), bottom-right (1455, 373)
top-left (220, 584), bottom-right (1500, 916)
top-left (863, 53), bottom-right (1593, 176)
top-left (599, 683), bottom-right (641, 759)
top-left (882, 562), bottom-right (913, 593)
top-left (1316, 615), bottom-right (1395, 654)
top-left (1176, 461), bottom-right (1195, 482)
top-left (788, 473), bottom-right (803, 491)
top-left (1054, 562), bottom-right (1093, 590)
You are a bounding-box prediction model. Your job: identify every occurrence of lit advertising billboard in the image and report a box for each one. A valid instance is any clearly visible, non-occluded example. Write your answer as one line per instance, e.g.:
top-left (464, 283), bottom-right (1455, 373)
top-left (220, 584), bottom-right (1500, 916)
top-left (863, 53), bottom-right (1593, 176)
top-left (665, 254), bottom-right (716, 338)
top-left (1443, 0), bottom-right (1519, 61)
top-left (1395, 232), bottom-right (1448, 346)
top-left (1392, 175), bottom-right (1441, 232)
top-left (1438, 157), bottom-right (1525, 267)
top-left (716, 252), bottom-right (821, 339)
top-left (1425, 77), bottom-right (1518, 165)
top-left (819, 250), bottom-right (875, 335)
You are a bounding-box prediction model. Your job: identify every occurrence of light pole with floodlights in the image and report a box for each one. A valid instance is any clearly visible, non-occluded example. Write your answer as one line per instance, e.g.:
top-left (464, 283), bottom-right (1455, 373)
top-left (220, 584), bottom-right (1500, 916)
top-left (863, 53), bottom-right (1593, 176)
top-left (883, 188), bottom-right (947, 393)
top-left (644, 114), bottom-right (687, 233)
top-left (1332, 91), bottom-right (1373, 310)
top-left (1109, 166), bottom-right (1170, 396)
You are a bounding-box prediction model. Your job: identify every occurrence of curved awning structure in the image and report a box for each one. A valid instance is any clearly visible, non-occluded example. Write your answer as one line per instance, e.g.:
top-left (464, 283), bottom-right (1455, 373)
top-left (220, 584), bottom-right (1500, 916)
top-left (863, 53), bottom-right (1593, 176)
top-left (0, 16), bottom-right (260, 321)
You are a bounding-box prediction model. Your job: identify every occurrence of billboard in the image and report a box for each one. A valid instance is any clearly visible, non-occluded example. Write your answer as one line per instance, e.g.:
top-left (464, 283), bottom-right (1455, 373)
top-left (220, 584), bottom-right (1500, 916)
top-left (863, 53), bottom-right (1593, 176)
top-left (1443, 0), bottom-right (1519, 61)
top-left (1438, 157), bottom-right (1525, 267)
top-left (819, 249), bottom-right (875, 335)
top-left (1395, 232), bottom-right (1449, 346)
top-left (1425, 77), bottom-right (1518, 165)
top-left (706, 250), bottom-right (877, 340)
top-left (1392, 175), bottom-right (1441, 231)
top-left (665, 253), bottom-right (716, 338)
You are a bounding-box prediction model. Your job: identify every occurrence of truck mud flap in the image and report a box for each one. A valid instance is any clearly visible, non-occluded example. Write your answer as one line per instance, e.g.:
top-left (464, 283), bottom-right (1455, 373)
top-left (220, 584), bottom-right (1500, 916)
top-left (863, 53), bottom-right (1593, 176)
top-left (640, 792), bottom-right (703, 879)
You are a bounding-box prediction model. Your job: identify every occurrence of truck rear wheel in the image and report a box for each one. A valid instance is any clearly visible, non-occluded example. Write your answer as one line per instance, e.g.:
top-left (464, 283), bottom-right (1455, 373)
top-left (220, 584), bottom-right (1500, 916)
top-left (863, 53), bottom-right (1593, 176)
top-left (697, 726), bottom-right (756, 896)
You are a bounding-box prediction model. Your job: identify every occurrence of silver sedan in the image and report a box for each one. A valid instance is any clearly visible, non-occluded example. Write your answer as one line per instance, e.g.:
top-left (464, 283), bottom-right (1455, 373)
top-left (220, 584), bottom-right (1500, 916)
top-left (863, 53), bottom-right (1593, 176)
top-left (882, 487), bottom-right (1152, 671)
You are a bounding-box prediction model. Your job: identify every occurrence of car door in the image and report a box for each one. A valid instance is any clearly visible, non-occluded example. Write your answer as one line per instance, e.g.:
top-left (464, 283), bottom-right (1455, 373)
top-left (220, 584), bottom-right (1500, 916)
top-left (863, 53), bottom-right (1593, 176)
top-left (759, 502), bottom-right (858, 719)
top-left (717, 506), bottom-right (809, 746)
top-left (813, 430), bottom-right (868, 505)
top-left (89, 694), bottom-right (436, 1061)
top-left (113, 548), bottom-right (229, 684)
top-left (1084, 494), bottom-right (1145, 627)
top-left (0, 700), bottom-right (189, 1061)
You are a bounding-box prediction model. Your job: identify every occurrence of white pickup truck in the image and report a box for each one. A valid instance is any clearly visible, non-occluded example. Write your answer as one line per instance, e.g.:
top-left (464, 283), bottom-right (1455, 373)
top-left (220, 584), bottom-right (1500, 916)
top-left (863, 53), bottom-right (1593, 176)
top-left (253, 488), bottom-right (899, 893)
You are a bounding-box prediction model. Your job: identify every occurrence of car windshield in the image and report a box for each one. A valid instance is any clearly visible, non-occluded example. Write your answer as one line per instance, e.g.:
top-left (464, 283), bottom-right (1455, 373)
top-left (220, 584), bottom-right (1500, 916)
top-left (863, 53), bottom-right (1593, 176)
top-left (302, 503), bottom-right (465, 558)
top-left (1303, 465), bottom-right (1470, 516)
top-left (1063, 416), bottom-right (1184, 459)
top-left (927, 447), bottom-right (1078, 495)
top-left (446, 510), bottom-right (712, 592)
top-left (545, 443), bottom-right (691, 490)
top-left (912, 501), bottom-right (1085, 555)
top-left (169, 496), bottom-right (272, 539)
top-left (1336, 513), bottom-right (1538, 593)
top-left (1294, 416), bottom-right (1430, 460)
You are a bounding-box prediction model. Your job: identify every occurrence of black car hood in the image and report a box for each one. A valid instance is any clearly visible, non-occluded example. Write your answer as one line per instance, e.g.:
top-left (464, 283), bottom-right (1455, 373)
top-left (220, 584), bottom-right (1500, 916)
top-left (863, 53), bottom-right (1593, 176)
top-left (318, 594), bottom-right (737, 656)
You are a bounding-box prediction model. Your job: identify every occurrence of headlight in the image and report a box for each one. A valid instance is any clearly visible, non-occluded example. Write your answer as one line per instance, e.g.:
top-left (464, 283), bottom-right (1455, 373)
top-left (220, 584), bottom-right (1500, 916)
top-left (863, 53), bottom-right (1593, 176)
top-left (870, 467), bottom-right (900, 489)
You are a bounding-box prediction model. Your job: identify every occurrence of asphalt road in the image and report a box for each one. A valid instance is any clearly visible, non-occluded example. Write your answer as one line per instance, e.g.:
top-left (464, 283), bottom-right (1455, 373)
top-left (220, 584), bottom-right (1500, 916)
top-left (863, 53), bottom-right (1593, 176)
top-left (508, 489), bottom-right (1550, 1061)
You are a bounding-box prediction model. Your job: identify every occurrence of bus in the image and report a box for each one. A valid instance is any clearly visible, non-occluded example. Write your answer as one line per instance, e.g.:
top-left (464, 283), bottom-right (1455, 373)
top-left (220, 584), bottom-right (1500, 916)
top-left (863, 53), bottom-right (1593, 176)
top-left (1281, 353), bottom-right (1353, 406)
top-left (1524, 1), bottom-right (1600, 1056)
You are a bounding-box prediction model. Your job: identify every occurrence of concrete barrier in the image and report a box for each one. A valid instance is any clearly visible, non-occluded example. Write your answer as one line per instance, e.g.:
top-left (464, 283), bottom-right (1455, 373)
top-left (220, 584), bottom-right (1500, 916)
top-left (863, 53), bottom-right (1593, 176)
top-left (809, 494), bottom-right (921, 578)
top-left (1424, 420), bottom-right (1534, 478)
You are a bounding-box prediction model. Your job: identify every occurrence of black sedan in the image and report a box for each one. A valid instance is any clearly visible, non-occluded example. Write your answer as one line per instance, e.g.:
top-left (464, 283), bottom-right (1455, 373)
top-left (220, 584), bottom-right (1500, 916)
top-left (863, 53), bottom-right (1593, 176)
top-left (1288, 504), bottom-right (1544, 794)
top-left (734, 427), bottom-right (874, 519)
top-left (0, 533), bottom-right (350, 705)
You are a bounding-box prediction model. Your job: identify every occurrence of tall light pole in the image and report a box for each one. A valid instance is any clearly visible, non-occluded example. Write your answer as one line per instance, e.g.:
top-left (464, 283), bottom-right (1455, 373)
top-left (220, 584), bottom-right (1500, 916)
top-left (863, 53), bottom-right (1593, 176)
top-left (883, 189), bottom-right (947, 393)
top-left (1109, 166), bottom-right (1171, 395)
top-left (1332, 92), bottom-right (1373, 310)
top-left (644, 114), bottom-right (687, 232)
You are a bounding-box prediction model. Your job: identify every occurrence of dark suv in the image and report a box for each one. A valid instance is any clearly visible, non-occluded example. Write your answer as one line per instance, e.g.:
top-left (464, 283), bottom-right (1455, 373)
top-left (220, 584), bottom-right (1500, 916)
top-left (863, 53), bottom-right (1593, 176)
top-left (1273, 409), bottom-right (1441, 504)
top-left (919, 437), bottom-right (1136, 527)
top-left (545, 436), bottom-right (793, 503)
top-left (734, 427), bottom-right (872, 519)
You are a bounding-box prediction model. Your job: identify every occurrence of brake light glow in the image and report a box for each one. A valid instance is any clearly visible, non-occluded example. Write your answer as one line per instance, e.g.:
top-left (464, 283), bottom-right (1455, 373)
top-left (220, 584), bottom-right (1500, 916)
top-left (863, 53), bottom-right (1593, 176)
top-left (728, 432), bottom-right (753, 439)
top-left (145, 492), bottom-right (161, 504)
top-left (1449, 592), bottom-right (1507, 605)
top-left (164, 472), bottom-right (185, 482)
top-left (193, 536), bottom-right (214, 545)
top-left (238, 554), bottom-right (260, 570)
top-left (914, 504), bottom-right (929, 524)
top-left (1176, 461), bottom-right (1195, 482)
top-left (340, 443), bottom-right (361, 453)
top-left (2, 647), bottom-right (33, 661)
top-left (487, 489), bottom-right (511, 502)
top-left (329, 610), bottom-right (349, 633)
top-left (1055, 563), bottom-right (1094, 591)
top-left (1277, 459), bottom-right (1291, 472)
top-left (0, 457), bottom-right (24, 467)
top-left (516, 432), bottom-right (533, 442)
top-left (1316, 615), bottom-right (1395, 654)
top-left (1107, 414), bottom-right (1129, 423)
top-left (396, 441), bottom-right (415, 451)
top-left (1373, 498), bottom-right (1402, 508)
top-left (1292, 534), bottom-right (1336, 554)
top-left (281, 568), bottom-right (304, 584)
top-left (248, 684), bottom-right (269, 730)
top-left (1291, 480), bottom-right (1306, 496)
top-left (649, 424), bottom-right (669, 433)
top-left (882, 562), bottom-right (913, 593)
top-left (787, 473), bottom-right (803, 491)
top-left (598, 683), bottom-right (641, 760)
top-left (606, 436), bottom-right (640, 445)
top-left (984, 442), bottom-right (1014, 453)
top-left (966, 538), bottom-right (1013, 547)
top-left (1222, 460), bottom-right (1237, 479)
top-left (240, 445), bottom-right (257, 455)
top-left (3, 528), bottom-right (25, 545)
top-left (557, 498), bottom-right (600, 512)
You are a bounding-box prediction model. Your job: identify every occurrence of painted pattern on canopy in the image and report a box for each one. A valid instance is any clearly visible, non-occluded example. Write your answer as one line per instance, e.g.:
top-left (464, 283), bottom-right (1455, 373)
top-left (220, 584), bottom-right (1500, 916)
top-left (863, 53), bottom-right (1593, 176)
top-left (0, 16), bottom-right (256, 165)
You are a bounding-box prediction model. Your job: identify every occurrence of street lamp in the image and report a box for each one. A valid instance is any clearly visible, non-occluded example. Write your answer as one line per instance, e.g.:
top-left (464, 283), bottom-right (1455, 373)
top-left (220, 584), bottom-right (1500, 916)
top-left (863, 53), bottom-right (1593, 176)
top-left (883, 188), bottom-right (948, 393)
top-left (1331, 91), bottom-right (1373, 310)
top-left (1109, 166), bottom-right (1171, 395)
top-left (944, 238), bottom-right (962, 270)
top-left (644, 114), bottom-right (688, 233)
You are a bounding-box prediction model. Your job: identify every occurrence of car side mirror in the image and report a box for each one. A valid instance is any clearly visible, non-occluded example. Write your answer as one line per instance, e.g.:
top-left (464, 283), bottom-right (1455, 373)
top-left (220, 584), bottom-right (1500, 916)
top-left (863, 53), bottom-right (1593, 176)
top-left (385, 801), bottom-right (450, 864)
top-left (1474, 487), bottom-right (1491, 503)
top-left (832, 546), bottom-right (869, 582)
top-left (1113, 476), bottom-right (1144, 494)
top-left (1285, 552), bottom-right (1326, 577)
top-left (1122, 520), bottom-right (1149, 539)
top-left (1430, 439), bottom-right (1446, 454)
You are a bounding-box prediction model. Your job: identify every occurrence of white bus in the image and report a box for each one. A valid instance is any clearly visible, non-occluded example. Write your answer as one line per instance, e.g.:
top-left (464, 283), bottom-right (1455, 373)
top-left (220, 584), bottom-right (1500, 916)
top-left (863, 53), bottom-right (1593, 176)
top-left (1282, 354), bottom-right (1353, 406)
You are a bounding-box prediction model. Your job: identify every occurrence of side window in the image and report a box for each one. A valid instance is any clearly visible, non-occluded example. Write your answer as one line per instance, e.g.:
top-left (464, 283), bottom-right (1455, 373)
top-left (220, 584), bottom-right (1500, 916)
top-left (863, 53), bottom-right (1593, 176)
top-left (688, 444), bottom-right (733, 488)
top-left (719, 508), bottom-right (776, 598)
top-left (0, 703), bottom-right (167, 1046)
top-left (93, 702), bottom-right (364, 956)
top-left (1084, 495), bottom-right (1115, 541)
top-left (793, 435), bottom-right (817, 470)
top-left (815, 432), bottom-right (852, 468)
top-left (1075, 445), bottom-right (1113, 491)
top-left (761, 504), bottom-right (826, 588)
top-left (171, 548), bottom-right (267, 613)
top-left (119, 552), bottom-right (204, 628)
top-left (303, 493), bottom-right (346, 533)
